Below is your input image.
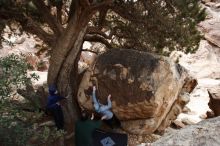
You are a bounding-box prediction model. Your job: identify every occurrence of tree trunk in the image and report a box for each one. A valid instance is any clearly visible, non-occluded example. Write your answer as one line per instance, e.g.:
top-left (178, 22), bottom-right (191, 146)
top-left (47, 7), bottom-right (93, 146)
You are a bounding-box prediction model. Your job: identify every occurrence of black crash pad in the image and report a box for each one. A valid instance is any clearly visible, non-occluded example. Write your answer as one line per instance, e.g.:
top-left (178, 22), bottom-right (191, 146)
top-left (92, 129), bottom-right (128, 146)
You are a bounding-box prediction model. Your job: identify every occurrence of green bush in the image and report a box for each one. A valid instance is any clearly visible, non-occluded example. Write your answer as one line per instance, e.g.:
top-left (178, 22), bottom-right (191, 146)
top-left (0, 53), bottom-right (39, 146)
top-left (0, 113), bottom-right (33, 146)
top-left (0, 53), bottom-right (38, 101)
top-left (0, 53), bottom-right (66, 145)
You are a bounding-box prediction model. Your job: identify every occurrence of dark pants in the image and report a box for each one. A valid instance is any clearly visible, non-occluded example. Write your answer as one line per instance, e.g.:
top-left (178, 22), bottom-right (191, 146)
top-left (104, 114), bottom-right (121, 129)
top-left (49, 106), bottom-right (64, 130)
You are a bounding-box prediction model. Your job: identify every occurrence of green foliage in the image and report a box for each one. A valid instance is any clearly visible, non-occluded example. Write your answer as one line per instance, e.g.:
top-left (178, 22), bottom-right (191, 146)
top-left (103, 0), bottom-right (206, 55)
top-left (0, 54), bottom-right (39, 146)
top-left (0, 106), bottom-right (34, 146)
top-left (37, 126), bottom-right (65, 144)
top-left (0, 53), bottom-right (39, 100)
top-left (0, 54), bottom-right (64, 145)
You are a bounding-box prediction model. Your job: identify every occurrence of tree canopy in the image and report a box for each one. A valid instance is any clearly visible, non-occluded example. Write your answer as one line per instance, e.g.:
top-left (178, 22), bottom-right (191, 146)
top-left (0, 0), bottom-right (206, 55)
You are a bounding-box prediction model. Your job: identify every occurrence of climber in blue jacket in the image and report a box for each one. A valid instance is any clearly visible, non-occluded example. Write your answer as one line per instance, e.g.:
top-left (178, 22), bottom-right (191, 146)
top-left (92, 85), bottom-right (121, 129)
top-left (46, 85), bottom-right (65, 130)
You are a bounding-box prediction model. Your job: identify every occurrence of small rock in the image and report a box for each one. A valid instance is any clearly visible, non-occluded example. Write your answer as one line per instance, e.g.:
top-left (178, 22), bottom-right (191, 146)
top-left (15, 37), bottom-right (25, 44)
top-left (182, 118), bottom-right (196, 125)
top-left (214, 3), bottom-right (220, 8)
top-left (172, 120), bottom-right (185, 129)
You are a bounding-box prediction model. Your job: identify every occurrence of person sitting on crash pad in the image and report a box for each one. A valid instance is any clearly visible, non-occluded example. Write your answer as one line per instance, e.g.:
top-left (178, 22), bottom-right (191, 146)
top-left (92, 85), bottom-right (121, 129)
top-left (75, 110), bottom-right (102, 146)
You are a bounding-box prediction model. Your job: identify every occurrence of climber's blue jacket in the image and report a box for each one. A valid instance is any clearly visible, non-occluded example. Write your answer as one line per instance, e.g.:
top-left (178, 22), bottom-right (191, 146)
top-left (46, 85), bottom-right (64, 109)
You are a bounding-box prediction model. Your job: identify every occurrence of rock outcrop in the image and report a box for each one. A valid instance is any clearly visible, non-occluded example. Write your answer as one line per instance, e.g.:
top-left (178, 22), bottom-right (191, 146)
top-left (77, 49), bottom-right (197, 134)
top-left (208, 88), bottom-right (220, 116)
top-left (152, 116), bottom-right (220, 146)
top-left (199, 18), bottom-right (220, 48)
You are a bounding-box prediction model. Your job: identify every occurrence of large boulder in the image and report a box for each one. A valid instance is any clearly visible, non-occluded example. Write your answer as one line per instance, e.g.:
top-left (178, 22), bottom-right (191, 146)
top-left (77, 49), bottom-right (197, 134)
top-left (152, 116), bottom-right (220, 146)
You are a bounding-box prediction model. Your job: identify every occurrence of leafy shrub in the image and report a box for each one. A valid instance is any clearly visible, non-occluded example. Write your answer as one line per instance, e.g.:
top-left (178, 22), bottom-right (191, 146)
top-left (0, 53), bottom-right (39, 146)
top-left (0, 53), bottom-right (39, 100)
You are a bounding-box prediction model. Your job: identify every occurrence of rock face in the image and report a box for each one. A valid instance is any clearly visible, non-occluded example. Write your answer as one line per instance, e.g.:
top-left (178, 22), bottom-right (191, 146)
top-left (199, 19), bottom-right (220, 48)
top-left (152, 116), bottom-right (220, 146)
top-left (77, 49), bottom-right (197, 134)
top-left (208, 88), bottom-right (220, 116)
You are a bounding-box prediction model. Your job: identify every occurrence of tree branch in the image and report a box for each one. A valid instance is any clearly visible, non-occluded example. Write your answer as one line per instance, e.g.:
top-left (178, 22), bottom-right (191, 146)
top-left (90, 0), bottom-right (113, 10)
top-left (68, 0), bottom-right (80, 22)
top-left (0, 9), bottom-right (24, 20)
top-left (87, 27), bottom-right (112, 39)
top-left (32, 0), bottom-right (63, 36)
top-left (84, 34), bottom-right (112, 49)
top-left (80, 0), bottom-right (90, 8)
top-left (22, 16), bottom-right (56, 47)
top-left (98, 8), bottom-right (108, 29)
top-left (110, 5), bottom-right (147, 24)
top-left (0, 9), bottom-right (55, 47)
top-left (56, 0), bottom-right (63, 24)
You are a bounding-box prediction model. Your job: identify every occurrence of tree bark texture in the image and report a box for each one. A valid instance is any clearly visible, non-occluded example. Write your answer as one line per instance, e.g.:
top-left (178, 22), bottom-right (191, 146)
top-left (47, 6), bottom-right (94, 145)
